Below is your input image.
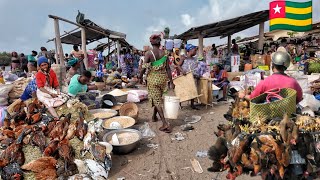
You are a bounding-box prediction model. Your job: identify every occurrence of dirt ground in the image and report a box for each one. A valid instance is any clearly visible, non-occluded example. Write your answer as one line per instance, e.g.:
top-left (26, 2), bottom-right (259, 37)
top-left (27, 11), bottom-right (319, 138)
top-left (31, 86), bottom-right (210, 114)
top-left (108, 99), bottom-right (261, 180)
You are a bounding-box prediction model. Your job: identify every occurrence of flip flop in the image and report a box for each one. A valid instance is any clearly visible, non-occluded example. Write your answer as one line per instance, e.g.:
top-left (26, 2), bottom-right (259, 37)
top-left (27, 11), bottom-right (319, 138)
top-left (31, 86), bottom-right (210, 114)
top-left (163, 127), bottom-right (172, 133)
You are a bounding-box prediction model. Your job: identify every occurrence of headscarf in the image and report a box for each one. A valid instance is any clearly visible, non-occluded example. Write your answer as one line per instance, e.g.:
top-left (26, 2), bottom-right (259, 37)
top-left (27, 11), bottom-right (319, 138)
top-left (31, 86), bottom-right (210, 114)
top-left (149, 34), bottom-right (161, 45)
top-left (67, 58), bottom-right (79, 67)
top-left (37, 56), bottom-right (49, 66)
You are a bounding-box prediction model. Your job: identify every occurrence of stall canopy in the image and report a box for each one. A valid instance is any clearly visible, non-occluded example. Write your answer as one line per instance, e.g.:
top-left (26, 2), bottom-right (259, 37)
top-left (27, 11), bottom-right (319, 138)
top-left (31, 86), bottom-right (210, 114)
top-left (176, 10), bottom-right (269, 40)
top-left (57, 20), bottom-right (126, 45)
top-left (94, 38), bottom-right (133, 51)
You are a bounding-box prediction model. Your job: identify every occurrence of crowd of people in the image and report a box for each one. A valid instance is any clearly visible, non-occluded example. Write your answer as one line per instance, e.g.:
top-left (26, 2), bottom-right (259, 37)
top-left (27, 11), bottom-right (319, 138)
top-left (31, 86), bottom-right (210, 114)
top-left (6, 35), bottom-right (315, 133)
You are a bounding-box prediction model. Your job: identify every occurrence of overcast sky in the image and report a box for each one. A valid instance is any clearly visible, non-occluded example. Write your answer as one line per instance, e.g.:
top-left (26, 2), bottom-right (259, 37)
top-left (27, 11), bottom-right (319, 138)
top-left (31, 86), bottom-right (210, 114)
top-left (0, 0), bottom-right (319, 54)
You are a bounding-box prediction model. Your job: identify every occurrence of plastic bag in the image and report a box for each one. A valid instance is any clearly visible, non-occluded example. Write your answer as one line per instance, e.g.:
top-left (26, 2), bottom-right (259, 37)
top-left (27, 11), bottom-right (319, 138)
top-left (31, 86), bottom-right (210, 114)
top-left (299, 94), bottom-right (320, 112)
top-left (139, 122), bottom-right (156, 138)
top-left (127, 90), bottom-right (148, 103)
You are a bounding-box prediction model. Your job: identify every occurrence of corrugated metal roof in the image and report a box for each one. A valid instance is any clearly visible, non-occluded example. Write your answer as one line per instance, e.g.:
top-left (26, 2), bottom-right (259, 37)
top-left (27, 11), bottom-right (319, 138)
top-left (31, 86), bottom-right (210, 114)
top-left (176, 10), bottom-right (269, 40)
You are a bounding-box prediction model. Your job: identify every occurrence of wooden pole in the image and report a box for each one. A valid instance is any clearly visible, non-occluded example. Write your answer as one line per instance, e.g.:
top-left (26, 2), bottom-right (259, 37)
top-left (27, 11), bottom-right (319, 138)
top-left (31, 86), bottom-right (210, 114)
top-left (227, 35), bottom-right (231, 54)
top-left (48, 15), bottom-right (126, 38)
top-left (53, 18), bottom-right (64, 64)
top-left (108, 38), bottom-right (111, 57)
top-left (54, 38), bottom-right (58, 62)
top-left (116, 40), bottom-right (121, 68)
top-left (81, 27), bottom-right (88, 70)
top-left (258, 22), bottom-right (265, 53)
top-left (198, 33), bottom-right (204, 57)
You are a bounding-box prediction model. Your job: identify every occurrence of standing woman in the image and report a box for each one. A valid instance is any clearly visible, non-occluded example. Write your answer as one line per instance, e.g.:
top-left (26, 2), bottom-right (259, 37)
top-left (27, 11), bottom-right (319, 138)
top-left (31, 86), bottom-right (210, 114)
top-left (139, 34), bottom-right (174, 133)
top-left (11, 51), bottom-right (20, 71)
top-left (27, 51), bottom-right (38, 73)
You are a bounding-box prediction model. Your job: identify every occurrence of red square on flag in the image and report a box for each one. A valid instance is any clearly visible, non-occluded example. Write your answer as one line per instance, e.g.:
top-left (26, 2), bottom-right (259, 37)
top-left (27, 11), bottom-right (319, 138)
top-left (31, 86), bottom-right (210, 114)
top-left (270, 0), bottom-right (286, 19)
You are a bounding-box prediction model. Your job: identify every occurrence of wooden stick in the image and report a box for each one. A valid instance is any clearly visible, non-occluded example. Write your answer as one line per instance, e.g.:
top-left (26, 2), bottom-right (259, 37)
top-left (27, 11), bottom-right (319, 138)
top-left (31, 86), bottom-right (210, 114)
top-left (48, 15), bottom-right (126, 38)
top-left (53, 18), bottom-right (64, 64)
top-left (81, 27), bottom-right (88, 70)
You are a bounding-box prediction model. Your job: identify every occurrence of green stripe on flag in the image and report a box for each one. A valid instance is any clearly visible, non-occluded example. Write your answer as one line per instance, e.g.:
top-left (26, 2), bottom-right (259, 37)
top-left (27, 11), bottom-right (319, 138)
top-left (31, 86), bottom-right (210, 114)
top-left (270, 24), bottom-right (312, 32)
top-left (286, 1), bottom-right (312, 8)
top-left (286, 12), bottom-right (312, 20)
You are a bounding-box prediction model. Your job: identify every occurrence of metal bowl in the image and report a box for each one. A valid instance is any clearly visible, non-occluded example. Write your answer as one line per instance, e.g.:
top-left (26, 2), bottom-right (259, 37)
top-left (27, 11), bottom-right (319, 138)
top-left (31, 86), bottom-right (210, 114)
top-left (103, 129), bottom-right (142, 154)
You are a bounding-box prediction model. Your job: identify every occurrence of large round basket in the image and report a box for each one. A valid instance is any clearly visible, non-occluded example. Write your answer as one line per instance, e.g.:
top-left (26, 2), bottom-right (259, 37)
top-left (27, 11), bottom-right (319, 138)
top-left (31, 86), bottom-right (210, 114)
top-left (119, 102), bottom-right (139, 119)
top-left (250, 88), bottom-right (297, 122)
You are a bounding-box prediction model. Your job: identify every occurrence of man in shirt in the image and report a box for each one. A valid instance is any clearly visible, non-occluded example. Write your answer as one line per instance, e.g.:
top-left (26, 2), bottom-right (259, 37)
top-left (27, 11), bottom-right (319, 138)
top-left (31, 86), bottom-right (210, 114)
top-left (231, 39), bottom-right (239, 55)
top-left (239, 51), bottom-right (303, 103)
top-left (68, 70), bottom-right (97, 97)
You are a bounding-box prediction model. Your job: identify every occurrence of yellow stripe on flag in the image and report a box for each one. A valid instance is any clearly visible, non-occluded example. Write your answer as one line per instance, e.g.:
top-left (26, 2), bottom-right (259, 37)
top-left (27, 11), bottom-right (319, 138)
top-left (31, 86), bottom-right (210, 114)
top-left (270, 18), bottom-right (312, 26)
top-left (286, 6), bottom-right (312, 14)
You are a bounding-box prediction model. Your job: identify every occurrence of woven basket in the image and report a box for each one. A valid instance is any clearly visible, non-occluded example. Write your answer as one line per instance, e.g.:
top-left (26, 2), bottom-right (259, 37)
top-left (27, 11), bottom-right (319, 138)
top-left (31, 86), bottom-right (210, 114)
top-left (119, 102), bottom-right (139, 119)
top-left (250, 88), bottom-right (297, 122)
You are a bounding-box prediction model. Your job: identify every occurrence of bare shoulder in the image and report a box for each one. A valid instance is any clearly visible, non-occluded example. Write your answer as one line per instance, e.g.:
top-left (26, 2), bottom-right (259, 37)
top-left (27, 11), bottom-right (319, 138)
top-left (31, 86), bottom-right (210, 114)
top-left (159, 49), bottom-right (166, 57)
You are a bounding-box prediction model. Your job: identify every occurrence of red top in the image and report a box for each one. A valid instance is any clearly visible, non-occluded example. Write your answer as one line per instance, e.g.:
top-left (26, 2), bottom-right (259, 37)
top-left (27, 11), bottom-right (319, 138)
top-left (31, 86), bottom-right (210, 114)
top-left (36, 69), bottom-right (59, 88)
top-left (250, 74), bottom-right (303, 103)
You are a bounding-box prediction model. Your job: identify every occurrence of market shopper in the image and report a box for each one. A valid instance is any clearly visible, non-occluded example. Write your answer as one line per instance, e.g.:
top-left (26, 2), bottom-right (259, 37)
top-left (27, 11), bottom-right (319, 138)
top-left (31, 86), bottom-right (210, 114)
top-left (11, 51), bottom-right (20, 71)
top-left (68, 70), bottom-right (97, 97)
top-left (239, 51), bottom-right (303, 103)
top-left (231, 39), bottom-right (239, 54)
top-left (179, 44), bottom-right (200, 110)
top-left (36, 56), bottom-right (65, 119)
top-left (139, 34), bottom-right (174, 133)
top-left (20, 53), bottom-right (28, 73)
top-left (27, 51), bottom-right (38, 72)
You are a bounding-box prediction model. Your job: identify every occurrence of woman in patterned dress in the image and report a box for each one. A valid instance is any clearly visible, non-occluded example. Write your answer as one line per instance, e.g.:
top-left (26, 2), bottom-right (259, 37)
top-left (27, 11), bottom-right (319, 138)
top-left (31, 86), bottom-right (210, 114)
top-left (139, 34), bottom-right (174, 133)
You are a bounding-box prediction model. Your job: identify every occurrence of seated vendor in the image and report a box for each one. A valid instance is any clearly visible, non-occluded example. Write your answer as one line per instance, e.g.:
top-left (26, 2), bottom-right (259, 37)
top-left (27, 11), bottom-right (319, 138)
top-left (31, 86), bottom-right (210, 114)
top-left (66, 58), bottom-right (81, 84)
top-left (210, 64), bottom-right (229, 101)
top-left (68, 70), bottom-right (97, 97)
top-left (106, 68), bottom-right (122, 86)
top-left (239, 51), bottom-right (303, 103)
top-left (36, 56), bottom-right (66, 119)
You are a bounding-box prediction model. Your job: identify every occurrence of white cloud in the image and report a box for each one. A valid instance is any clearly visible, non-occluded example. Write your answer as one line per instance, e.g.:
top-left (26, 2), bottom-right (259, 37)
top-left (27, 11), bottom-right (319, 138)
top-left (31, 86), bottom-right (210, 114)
top-left (181, 14), bottom-right (195, 27)
top-left (15, 37), bottom-right (27, 43)
top-left (41, 19), bottom-right (55, 39)
top-left (143, 18), bottom-right (169, 46)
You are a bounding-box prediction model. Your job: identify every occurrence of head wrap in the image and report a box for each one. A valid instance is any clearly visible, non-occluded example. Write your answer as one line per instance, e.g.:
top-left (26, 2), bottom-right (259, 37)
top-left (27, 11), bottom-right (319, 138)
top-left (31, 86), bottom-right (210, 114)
top-left (149, 34), bottom-right (161, 45)
top-left (67, 58), bottom-right (79, 66)
top-left (185, 44), bottom-right (197, 52)
top-left (37, 56), bottom-right (49, 66)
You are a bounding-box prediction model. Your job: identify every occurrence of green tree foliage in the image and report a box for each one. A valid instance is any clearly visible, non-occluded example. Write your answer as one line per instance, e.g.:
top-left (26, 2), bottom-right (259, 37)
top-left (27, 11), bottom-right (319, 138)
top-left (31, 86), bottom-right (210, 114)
top-left (164, 27), bottom-right (170, 39)
top-left (0, 52), bottom-right (11, 66)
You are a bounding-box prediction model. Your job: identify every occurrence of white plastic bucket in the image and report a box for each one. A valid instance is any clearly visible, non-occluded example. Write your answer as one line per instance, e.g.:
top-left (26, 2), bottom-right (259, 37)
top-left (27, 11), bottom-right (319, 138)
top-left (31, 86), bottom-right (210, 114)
top-left (164, 96), bottom-right (180, 119)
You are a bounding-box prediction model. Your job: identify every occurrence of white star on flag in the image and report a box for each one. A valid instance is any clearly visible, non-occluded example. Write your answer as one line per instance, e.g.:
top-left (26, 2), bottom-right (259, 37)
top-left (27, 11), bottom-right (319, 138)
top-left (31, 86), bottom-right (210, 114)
top-left (273, 4), bottom-right (282, 14)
